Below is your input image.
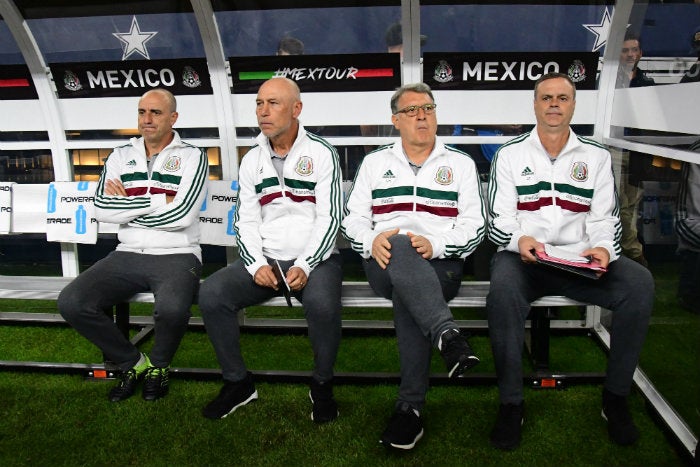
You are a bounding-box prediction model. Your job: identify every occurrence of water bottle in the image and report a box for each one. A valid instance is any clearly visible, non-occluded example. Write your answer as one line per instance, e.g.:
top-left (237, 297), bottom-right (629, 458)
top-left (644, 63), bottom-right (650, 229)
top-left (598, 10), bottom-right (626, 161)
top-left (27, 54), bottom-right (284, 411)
top-left (47, 184), bottom-right (57, 213)
top-left (75, 204), bottom-right (86, 234)
top-left (226, 205), bottom-right (236, 236)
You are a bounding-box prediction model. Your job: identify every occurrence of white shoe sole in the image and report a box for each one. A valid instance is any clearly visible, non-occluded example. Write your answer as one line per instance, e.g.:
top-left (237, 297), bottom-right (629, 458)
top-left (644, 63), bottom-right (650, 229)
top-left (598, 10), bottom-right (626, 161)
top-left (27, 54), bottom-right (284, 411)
top-left (220, 390), bottom-right (258, 419)
top-left (448, 355), bottom-right (480, 378)
top-left (381, 429), bottom-right (424, 450)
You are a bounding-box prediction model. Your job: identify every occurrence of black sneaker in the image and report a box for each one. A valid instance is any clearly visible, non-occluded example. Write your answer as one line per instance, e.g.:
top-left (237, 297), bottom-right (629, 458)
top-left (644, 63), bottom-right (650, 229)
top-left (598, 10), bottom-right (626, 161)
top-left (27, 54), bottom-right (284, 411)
top-left (379, 402), bottom-right (424, 450)
top-left (439, 328), bottom-right (480, 378)
top-left (202, 373), bottom-right (258, 419)
top-left (489, 402), bottom-right (525, 450)
top-left (142, 366), bottom-right (169, 401)
top-left (309, 378), bottom-right (338, 423)
top-left (108, 368), bottom-right (143, 402)
top-left (602, 389), bottom-right (639, 445)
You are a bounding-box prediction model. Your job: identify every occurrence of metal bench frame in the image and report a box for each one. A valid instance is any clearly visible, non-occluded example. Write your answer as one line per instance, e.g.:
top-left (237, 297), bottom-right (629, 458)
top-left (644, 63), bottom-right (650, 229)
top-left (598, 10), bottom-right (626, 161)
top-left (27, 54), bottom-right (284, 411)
top-left (0, 275), bottom-right (602, 385)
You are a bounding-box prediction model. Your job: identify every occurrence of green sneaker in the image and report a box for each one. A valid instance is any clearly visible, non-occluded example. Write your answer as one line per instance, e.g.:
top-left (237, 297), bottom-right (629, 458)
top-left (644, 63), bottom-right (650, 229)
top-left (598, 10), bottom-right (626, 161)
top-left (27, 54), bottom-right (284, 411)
top-left (109, 354), bottom-right (151, 402)
top-left (142, 366), bottom-right (169, 401)
top-left (108, 354), bottom-right (151, 403)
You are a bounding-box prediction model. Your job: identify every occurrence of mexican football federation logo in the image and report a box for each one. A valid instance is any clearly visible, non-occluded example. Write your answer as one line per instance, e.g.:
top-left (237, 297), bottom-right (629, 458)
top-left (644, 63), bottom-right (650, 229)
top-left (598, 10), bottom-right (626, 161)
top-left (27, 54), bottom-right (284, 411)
top-left (570, 161), bottom-right (588, 182)
top-left (63, 70), bottom-right (83, 92)
top-left (435, 166), bottom-right (454, 185)
top-left (295, 156), bottom-right (313, 176)
top-left (433, 60), bottom-right (454, 83)
top-left (567, 60), bottom-right (587, 83)
top-left (163, 155), bottom-right (182, 172)
top-left (182, 66), bottom-right (202, 88)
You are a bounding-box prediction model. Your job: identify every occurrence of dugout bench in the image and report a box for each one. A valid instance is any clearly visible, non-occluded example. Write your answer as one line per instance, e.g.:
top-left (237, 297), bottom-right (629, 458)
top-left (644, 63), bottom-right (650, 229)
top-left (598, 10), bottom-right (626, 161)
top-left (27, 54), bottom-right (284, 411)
top-left (0, 274), bottom-right (605, 387)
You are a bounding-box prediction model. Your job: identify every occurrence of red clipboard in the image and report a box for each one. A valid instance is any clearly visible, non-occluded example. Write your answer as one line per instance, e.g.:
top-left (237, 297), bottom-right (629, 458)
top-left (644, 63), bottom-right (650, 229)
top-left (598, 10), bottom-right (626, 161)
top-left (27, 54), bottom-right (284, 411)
top-left (533, 249), bottom-right (606, 280)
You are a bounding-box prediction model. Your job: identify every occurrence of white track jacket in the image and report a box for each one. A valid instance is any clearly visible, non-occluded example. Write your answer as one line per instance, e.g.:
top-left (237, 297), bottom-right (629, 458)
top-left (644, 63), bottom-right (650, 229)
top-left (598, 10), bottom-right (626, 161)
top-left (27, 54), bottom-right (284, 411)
top-left (342, 140), bottom-right (486, 260)
top-left (235, 125), bottom-right (342, 277)
top-left (94, 131), bottom-right (209, 259)
top-left (487, 127), bottom-right (621, 261)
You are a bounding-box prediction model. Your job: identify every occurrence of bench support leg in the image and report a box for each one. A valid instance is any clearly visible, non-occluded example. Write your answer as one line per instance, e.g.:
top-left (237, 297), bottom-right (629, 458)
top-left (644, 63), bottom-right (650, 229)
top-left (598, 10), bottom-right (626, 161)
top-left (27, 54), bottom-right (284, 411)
top-left (527, 307), bottom-right (552, 372)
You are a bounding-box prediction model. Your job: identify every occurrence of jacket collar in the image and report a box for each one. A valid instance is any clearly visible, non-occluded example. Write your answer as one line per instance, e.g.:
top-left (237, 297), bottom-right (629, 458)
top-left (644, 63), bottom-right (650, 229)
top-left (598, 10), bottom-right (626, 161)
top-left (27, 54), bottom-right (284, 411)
top-left (388, 138), bottom-right (446, 166)
top-left (130, 130), bottom-right (183, 158)
top-left (529, 126), bottom-right (580, 159)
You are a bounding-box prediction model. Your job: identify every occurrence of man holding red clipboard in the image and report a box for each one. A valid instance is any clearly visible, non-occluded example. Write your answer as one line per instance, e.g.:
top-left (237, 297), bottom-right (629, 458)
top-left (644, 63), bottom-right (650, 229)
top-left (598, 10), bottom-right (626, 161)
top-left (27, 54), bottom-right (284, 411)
top-left (485, 73), bottom-right (654, 451)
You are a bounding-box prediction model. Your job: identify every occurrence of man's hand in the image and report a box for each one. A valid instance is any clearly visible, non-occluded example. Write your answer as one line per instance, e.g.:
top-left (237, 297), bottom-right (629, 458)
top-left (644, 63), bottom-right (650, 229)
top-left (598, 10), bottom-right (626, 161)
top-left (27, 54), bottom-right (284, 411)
top-left (286, 266), bottom-right (308, 291)
top-left (581, 246), bottom-right (611, 269)
top-left (253, 265), bottom-right (279, 290)
top-left (407, 231), bottom-right (433, 259)
top-left (518, 235), bottom-right (543, 263)
top-left (104, 179), bottom-right (127, 197)
top-left (372, 228), bottom-right (400, 269)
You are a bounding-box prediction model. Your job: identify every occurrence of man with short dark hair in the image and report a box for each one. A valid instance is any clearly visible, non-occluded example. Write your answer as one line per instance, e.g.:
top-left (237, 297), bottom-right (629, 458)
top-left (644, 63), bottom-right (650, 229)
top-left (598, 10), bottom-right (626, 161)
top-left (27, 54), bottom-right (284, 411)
top-left (616, 32), bottom-right (655, 268)
top-left (58, 88), bottom-right (209, 403)
top-left (384, 22), bottom-right (427, 57)
top-left (486, 72), bottom-right (654, 450)
top-left (277, 36), bottom-right (304, 55)
top-left (618, 33), bottom-right (655, 88)
top-left (343, 82), bottom-right (485, 450)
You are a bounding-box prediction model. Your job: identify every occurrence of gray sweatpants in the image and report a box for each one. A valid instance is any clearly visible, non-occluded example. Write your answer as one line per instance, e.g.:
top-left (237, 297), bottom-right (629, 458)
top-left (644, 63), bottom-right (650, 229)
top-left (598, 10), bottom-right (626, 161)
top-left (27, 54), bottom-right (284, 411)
top-left (199, 254), bottom-right (343, 384)
top-left (363, 234), bottom-right (464, 411)
top-left (58, 251), bottom-right (201, 371)
top-left (487, 251), bottom-right (654, 404)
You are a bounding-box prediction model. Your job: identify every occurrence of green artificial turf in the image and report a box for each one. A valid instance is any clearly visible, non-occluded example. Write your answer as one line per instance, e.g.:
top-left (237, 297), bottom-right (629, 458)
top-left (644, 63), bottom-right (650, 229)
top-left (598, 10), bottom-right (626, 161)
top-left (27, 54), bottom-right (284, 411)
top-left (0, 372), bottom-right (690, 467)
top-left (0, 258), bottom-right (696, 466)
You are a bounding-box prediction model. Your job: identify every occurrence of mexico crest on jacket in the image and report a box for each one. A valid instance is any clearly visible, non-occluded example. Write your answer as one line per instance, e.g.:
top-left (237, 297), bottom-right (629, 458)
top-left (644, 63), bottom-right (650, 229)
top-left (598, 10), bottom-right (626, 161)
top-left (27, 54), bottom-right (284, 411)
top-left (570, 161), bottom-right (588, 181)
top-left (295, 156), bottom-right (313, 176)
top-left (163, 155), bottom-right (182, 172)
top-left (435, 166), bottom-right (453, 185)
